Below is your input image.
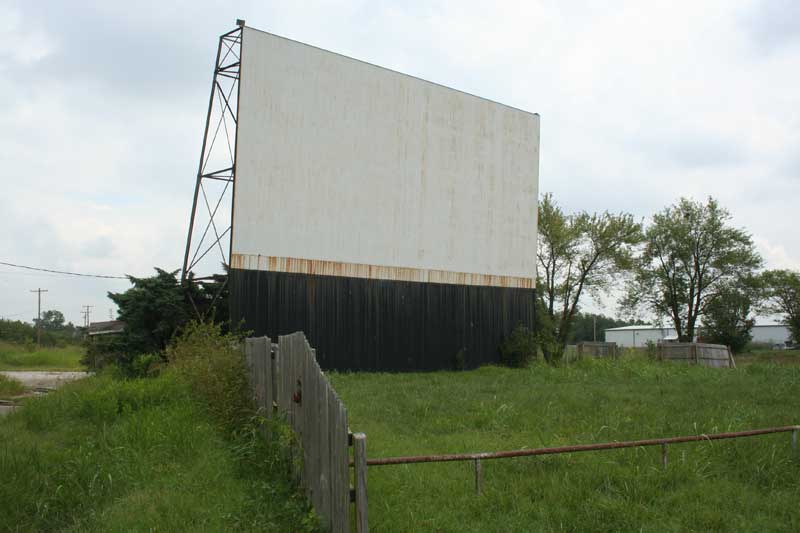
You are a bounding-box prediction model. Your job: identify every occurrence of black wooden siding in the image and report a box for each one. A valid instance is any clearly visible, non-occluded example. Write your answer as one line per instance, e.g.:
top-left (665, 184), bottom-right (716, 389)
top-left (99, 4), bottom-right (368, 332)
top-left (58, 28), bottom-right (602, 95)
top-left (230, 268), bottom-right (536, 371)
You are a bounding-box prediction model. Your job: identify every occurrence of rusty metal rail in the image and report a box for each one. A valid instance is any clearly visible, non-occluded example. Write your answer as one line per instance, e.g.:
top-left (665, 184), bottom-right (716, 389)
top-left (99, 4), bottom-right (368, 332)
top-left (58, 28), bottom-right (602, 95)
top-left (361, 425), bottom-right (800, 467)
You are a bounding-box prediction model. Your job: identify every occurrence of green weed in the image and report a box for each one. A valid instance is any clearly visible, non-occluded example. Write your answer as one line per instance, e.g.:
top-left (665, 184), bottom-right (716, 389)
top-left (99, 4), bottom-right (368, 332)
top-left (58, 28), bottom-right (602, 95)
top-left (0, 325), bottom-right (315, 532)
top-left (331, 357), bottom-right (800, 531)
top-left (0, 374), bottom-right (25, 399)
top-left (0, 341), bottom-right (84, 371)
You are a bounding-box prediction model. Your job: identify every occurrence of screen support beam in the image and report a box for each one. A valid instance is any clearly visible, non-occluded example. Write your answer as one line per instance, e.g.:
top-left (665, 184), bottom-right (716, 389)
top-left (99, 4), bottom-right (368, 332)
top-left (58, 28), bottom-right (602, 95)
top-left (181, 23), bottom-right (242, 284)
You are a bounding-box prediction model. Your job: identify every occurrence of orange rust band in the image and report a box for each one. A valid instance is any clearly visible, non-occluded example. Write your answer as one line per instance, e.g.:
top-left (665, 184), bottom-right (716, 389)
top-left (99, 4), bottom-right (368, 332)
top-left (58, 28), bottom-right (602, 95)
top-left (230, 254), bottom-right (534, 289)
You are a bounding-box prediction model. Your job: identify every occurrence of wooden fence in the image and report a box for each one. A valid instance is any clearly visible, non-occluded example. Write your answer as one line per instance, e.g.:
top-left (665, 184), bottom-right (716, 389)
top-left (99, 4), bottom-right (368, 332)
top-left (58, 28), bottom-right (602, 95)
top-left (244, 332), bottom-right (368, 532)
top-left (577, 342), bottom-right (618, 358)
top-left (657, 342), bottom-right (736, 368)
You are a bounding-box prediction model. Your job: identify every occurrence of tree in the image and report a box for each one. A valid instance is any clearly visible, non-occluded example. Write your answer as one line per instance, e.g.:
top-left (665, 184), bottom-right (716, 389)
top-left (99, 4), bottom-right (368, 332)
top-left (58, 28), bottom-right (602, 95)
top-left (537, 193), bottom-right (642, 362)
top-left (760, 269), bottom-right (800, 343)
top-left (624, 197), bottom-right (761, 342)
top-left (701, 282), bottom-right (759, 353)
top-left (34, 310), bottom-right (65, 331)
top-left (87, 267), bottom-right (229, 371)
top-left (109, 268), bottom-right (197, 355)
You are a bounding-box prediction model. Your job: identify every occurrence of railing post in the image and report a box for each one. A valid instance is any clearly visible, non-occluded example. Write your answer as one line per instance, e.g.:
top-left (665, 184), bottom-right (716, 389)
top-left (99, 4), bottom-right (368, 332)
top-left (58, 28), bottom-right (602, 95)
top-left (661, 443), bottom-right (668, 469)
top-left (353, 433), bottom-right (369, 532)
top-left (474, 459), bottom-right (482, 495)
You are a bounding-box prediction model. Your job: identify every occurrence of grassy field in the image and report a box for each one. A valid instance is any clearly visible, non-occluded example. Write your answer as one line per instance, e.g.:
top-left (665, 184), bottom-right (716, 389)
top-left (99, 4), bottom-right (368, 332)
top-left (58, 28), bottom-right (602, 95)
top-left (0, 374), bottom-right (25, 399)
top-left (0, 372), bottom-right (314, 531)
top-left (0, 341), bottom-right (84, 371)
top-left (736, 348), bottom-right (800, 366)
top-left (331, 356), bottom-right (800, 531)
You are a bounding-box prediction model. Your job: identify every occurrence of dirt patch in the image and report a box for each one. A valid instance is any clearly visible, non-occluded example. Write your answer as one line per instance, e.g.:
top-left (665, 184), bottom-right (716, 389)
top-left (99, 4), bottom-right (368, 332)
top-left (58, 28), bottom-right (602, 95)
top-left (0, 371), bottom-right (89, 390)
top-left (0, 371), bottom-right (89, 417)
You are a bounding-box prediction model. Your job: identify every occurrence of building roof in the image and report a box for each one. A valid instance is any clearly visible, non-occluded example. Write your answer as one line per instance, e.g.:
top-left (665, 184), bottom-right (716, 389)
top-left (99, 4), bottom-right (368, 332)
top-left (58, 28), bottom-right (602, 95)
top-left (605, 323), bottom-right (786, 332)
top-left (604, 325), bottom-right (669, 332)
top-left (87, 320), bottom-right (126, 336)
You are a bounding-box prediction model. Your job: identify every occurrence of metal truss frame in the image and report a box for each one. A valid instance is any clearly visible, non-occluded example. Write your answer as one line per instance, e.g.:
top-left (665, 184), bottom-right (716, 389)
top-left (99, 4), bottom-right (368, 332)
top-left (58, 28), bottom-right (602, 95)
top-left (181, 22), bottom-right (243, 285)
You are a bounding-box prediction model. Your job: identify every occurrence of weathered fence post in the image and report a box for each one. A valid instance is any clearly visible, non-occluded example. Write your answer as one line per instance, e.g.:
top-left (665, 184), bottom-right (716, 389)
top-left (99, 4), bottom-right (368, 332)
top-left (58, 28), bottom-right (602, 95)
top-left (353, 432), bottom-right (369, 532)
top-left (270, 343), bottom-right (278, 416)
top-left (727, 346), bottom-right (737, 369)
top-left (474, 459), bottom-right (482, 495)
top-left (792, 429), bottom-right (798, 451)
top-left (661, 443), bottom-right (668, 469)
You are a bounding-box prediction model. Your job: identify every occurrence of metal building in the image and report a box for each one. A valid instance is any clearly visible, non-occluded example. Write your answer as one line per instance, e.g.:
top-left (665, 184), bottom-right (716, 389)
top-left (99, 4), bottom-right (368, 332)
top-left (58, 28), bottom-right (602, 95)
top-left (605, 324), bottom-right (792, 348)
top-left (183, 23), bottom-right (540, 370)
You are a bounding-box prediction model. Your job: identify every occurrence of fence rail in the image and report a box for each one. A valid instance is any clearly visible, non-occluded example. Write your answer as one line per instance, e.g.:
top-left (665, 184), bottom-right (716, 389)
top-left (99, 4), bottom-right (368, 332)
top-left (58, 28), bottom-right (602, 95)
top-left (244, 332), bottom-right (367, 533)
top-left (360, 425), bottom-right (799, 496)
top-left (361, 425), bottom-right (800, 466)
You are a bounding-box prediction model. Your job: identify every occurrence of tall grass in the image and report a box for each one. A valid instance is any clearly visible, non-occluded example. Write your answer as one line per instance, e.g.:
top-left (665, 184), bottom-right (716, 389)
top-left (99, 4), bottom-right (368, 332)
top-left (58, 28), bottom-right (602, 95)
top-left (0, 324), bottom-right (315, 532)
top-left (0, 375), bottom-right (25, 399)
top-left (330, 356), bottom-right (800, 531)
top-left (0, 341), bottom-right (84, 371)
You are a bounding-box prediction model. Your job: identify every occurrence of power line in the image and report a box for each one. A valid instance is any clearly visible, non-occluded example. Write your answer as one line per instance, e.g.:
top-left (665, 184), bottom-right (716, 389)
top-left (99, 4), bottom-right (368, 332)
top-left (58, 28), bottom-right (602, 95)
top-left (0, 261), bottom-right (128, 280)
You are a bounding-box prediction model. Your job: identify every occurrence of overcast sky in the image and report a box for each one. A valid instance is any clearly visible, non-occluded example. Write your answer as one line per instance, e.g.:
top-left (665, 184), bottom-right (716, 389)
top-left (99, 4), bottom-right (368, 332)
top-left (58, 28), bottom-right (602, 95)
top-left (1, 0), bottom-right (798, 325)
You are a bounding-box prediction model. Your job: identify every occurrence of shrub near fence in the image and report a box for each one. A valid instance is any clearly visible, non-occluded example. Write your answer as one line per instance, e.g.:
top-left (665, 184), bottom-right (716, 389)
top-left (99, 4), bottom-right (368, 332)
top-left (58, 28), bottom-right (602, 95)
top-left (244, 333), bottom-right (366, 533)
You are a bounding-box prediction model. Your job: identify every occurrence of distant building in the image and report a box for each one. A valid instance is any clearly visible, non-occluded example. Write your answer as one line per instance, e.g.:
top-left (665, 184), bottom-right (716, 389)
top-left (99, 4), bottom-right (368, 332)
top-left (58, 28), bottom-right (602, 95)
top-left (604, 324), bottom-right (791, 348)
top-left (87, 320), bottom-right (126, 337)
top-left (749, 324), bottom-right (793, 345)
top-left (604, 325), bottom-right (676, 348)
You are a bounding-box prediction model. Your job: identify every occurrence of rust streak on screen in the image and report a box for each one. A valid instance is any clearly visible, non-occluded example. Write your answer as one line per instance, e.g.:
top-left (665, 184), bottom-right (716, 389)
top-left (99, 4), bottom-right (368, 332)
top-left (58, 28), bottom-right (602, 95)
top-left (231, 253), bottom-right (534, 289)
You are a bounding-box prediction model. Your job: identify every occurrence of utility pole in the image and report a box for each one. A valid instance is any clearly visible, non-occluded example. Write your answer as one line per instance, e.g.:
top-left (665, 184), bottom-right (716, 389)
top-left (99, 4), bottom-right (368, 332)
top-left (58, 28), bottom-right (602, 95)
top-left (81, 305), bottom-right (94, 329)
top-left (30, 288), bottom-right (48, 348)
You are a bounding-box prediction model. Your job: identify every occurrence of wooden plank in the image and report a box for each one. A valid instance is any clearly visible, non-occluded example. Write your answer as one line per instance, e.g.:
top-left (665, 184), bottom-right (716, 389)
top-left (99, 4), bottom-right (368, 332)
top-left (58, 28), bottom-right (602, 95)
top-left (303, 344), bottom-right (316, 509)
top-left (312, 359), bottom-right (325, 519)
top-left (248, 337), bottom-right (266, 409)
top-left (328, 387), bottom-right (339, 531)
top-left (253, 338), bottom-right (261, 410)
top-left (244, 338), bottom-right (254, 374)
top-left (336, 398), bottom-right (350, 533)
top-left (327, 387), bottom-right (339, 532)
top-left (243, 339), bottom-right (255, 405)
top-left (257, 336), bottom-right (269, 411)
top-left (318, 366), bottom-right (332, 527)
top-left (278, 335), bottom-right (289, 413)
top-left (353, 432), bottom-right (369, 532)
top-left (282, 334), bottom-right (292, 413)
top-left (270, 343), bottom-right (278, 415)
top-left (263, 338), bottom-right (273, 417)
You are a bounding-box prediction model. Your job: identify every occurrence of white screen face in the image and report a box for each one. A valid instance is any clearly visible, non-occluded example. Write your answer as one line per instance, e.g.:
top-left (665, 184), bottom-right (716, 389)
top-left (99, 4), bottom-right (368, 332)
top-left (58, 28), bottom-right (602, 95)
top-left (232, 27), bottom-right (539, 288)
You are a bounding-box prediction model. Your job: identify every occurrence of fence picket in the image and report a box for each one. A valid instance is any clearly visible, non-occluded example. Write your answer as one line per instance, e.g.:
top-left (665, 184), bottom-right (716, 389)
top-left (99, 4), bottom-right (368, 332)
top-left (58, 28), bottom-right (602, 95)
top-left (246, 332), bottom-right (352, 532)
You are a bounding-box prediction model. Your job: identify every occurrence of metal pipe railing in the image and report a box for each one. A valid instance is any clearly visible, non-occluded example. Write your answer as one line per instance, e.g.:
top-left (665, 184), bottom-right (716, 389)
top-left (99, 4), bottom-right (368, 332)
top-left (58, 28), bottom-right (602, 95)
top-left (360, 425), bottom-right (800, 467)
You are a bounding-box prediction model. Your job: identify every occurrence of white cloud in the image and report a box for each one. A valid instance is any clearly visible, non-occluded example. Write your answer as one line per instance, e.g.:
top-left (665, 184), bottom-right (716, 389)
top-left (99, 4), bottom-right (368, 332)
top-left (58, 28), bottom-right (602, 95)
top-left (1, 0), bottom-right (799, 323)
top-left (0, 5), bottom-right (54, 67)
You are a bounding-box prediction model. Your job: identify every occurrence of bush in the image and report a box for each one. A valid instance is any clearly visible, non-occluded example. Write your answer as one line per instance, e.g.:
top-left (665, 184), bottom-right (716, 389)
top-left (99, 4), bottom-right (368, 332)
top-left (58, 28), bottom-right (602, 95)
top-left (167, 321), bottom-right (251, 435)
top-left (499, 324), bottom-right (539, 368)
top-left (645, 340), bottom-right (657, 359)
